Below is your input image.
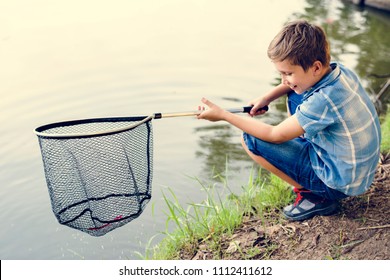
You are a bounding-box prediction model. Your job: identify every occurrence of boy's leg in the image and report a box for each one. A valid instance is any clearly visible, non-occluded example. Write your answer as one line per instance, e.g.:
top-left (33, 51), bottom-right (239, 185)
top-left (241, 133), bottom-right (344, 221)
top-left (240, 137), bottom-right (304, 189)
top-left (253, 90), bottom-right (305, 188)
top-left (241, 133), bottom-right (319, 192)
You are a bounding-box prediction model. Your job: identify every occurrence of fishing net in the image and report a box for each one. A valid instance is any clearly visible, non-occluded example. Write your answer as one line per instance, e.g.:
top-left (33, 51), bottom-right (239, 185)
top-left (35, 116), bottom-right (153, 237)
top-left (34, 105), bottom-right (267, 236)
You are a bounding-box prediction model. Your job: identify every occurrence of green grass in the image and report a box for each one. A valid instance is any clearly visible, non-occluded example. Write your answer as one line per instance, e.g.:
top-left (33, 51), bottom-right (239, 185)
top-left (380, 110), bottom-right (390, 153)
top-left (141, 168), bottom-right (293, 260)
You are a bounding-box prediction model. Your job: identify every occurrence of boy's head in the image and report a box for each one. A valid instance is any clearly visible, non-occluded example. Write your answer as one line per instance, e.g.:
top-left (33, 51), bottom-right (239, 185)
top-left (267, 20), bottom-right (330, 71)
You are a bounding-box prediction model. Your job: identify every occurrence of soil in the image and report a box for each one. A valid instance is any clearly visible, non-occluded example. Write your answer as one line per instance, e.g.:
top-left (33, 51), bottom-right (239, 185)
top-left (184, 153), bottom-right (390, 260)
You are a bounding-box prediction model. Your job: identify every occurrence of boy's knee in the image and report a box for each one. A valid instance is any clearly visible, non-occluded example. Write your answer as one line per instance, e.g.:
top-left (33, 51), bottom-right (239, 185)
top-left (241, 135), bottom-right (259, 159)
top-left (241, 135), bottom-right (252, 155)
top-left (241, 135), bottom-right (253, 153)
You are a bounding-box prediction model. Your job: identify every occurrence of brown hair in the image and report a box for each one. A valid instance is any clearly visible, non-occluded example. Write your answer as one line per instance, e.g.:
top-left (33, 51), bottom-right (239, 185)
top-left (267, 20), bottom-right (330, 71)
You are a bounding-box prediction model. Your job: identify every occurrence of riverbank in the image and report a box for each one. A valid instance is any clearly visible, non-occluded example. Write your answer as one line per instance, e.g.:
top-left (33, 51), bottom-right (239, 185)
top-left (347, 0), bottom-right (390, 12)
top-left (147, 110), bottom-right (390, 260)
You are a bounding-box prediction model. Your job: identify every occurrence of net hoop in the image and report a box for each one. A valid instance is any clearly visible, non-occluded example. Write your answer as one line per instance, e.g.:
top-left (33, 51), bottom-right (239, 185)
top-left (34, 115), bottom-right (154, 139)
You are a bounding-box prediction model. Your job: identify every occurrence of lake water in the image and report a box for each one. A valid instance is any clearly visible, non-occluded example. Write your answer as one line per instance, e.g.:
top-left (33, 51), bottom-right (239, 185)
top-left (1, 0), bottom-right (389, 259)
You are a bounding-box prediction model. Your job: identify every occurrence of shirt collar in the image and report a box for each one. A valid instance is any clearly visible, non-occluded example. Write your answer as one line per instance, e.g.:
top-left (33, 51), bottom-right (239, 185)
top-left (302, 62), bottom-right (341, 99)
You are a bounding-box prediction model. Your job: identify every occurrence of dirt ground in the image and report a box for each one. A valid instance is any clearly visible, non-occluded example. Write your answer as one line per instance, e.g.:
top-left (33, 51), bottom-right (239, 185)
top-left (186, 153), bottom-right (390, 260)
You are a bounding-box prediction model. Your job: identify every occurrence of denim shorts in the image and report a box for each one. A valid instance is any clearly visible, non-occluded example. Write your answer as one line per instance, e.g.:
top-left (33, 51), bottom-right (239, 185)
top-left (242, 91), bottom-right (348, 201)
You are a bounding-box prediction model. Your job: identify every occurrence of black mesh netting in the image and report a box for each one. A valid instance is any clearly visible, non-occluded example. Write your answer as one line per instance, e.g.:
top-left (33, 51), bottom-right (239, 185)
top-left (36, 117), bottom-right (153, 236)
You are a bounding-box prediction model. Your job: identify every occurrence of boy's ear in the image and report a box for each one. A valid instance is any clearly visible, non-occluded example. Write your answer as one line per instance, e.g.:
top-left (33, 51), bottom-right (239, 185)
top-left (312, 60), bottom-right (323, 75)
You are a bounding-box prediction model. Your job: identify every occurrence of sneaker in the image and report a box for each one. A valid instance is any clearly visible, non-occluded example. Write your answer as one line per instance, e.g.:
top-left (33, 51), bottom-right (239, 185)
top-left (283, 188), bottom-right (339, 221)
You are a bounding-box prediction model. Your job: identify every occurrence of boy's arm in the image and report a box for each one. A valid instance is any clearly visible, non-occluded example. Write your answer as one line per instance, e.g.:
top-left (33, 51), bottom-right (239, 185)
top-left (198, 98), bottom-right (304, 143)
top-left (249, 84), bottom-right (291, 116)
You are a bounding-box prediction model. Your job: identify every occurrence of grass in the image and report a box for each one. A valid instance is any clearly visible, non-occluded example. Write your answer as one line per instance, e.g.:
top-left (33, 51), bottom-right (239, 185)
top-left (141, 168), bottom-right (294, 260)
top-left (380, 110), bottom-right (390, 153)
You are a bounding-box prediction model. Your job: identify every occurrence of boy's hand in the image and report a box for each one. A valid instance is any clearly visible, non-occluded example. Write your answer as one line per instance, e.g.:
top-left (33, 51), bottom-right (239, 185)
top-left (197, 98), bottom-right (226, 122)
top-left (248, 97), bottom-right (270, 117)
top-left (247, 84), bottom-right (291, 116)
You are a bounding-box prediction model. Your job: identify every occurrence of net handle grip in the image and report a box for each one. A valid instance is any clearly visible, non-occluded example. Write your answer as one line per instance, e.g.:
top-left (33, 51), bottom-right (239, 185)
top-left (153, 105), bottom-right (268, 119)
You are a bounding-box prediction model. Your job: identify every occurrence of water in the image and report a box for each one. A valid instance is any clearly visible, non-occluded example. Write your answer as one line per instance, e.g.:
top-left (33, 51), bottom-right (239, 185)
top-left (1, 0), bottom-right (389, 259)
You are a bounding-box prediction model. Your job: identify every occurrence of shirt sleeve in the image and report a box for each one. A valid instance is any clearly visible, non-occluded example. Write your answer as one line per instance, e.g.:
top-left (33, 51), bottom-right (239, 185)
top-left (295, 93), bottom-right (336, 138)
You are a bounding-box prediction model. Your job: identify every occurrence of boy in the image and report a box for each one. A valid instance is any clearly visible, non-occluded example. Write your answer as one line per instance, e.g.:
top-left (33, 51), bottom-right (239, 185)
top-left (197, 20), bottom-right (381, 221)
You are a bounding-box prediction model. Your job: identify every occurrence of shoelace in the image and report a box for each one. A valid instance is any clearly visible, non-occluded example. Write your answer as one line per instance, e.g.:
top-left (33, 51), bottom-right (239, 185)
top-left (293, 188), bottom-right (312, 206)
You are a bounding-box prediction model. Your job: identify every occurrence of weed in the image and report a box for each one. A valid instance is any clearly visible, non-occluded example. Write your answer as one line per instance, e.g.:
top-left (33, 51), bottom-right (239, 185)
top-left (148, 166), bottom-right (292, 260)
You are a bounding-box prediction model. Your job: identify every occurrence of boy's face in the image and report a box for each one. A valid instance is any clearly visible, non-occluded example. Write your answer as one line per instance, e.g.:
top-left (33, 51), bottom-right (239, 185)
top-left (274, 60), bottom-right (319, 94)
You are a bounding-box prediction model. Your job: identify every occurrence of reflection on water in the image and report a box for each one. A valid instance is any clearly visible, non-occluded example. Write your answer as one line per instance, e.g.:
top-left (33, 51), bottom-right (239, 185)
top-left (195, 124), bottom-right (247, 176)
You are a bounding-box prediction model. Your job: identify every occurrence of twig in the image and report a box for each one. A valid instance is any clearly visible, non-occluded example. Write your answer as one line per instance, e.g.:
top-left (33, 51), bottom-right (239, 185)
top-left (374, 79), bottom-right (390, 102)
top-left (368, 73), bottom-right (390, 79)
top-left (357, 224), bottom-right (390, 230)
top-left (341, 239), bottom-right (365, 254)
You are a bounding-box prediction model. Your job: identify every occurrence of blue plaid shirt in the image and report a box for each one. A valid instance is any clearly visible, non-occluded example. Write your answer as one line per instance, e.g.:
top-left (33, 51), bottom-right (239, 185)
top-left (296, 62), bottom-right (381, 196)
